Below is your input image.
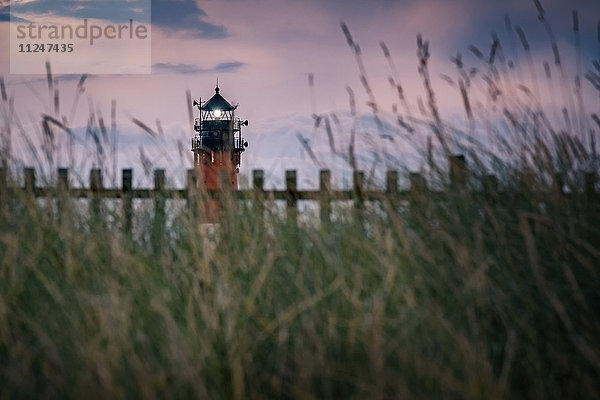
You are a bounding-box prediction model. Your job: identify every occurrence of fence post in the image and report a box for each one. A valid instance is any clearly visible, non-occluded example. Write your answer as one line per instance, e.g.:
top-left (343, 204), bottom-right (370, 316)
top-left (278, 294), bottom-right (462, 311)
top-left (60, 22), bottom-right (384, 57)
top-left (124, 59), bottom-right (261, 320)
top-left (449, 155), bottom-right (466, 190)
top-left (353, 170), bottom-right (364, 211)
top-left (0, 167), bottom-right (6, 208)
top-left (386, 170), bottom-right (399, 194)
top-left (57, 168), bottom-right (69, 221)
top-left (386, 170), bottom-right (398, 213)
top-left (320, 170), bottom-right (331, 226)
top-left (409, 172), bottom-right (426, 193)
top-left (253, 169), bottom-right (264, 191)
top-left (409, 172), bottom-right (426, 217)
top-left (187, 169), bottom-right (197, 216)
top-left (153, 169), bottom-right (166, 253)
top-left (286, 170), bottom-right (297, 223)
top-left (253, 169), bottom-right (264, 223)
top-left (90, 169), bottom-right (102, 221)
top-left (90, 169), bottom-right (102, 190)
top-left (58, 168), bottom-right (69, 191)
top-left (24, 167), bottom-right (35, 195)
top-left (122, 169), bottom-right (133, 234)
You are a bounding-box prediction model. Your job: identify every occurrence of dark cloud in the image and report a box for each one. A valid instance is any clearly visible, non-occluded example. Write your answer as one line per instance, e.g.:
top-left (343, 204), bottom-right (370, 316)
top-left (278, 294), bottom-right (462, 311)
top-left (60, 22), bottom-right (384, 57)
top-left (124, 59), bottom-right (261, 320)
top-left (214, 62), bottom-right (246, 73)
top-left (151, 0), bottom-right (227, 39)
top-left (153, 63), bottom-right (205, 74)
top-left (152, 61), bottom-right (245, 75)
top-left (8, 0), bottom-right (150, 23)
top-left (7, 0), bottom-right (226, 39)
top-left (0, 5), bottom-right (28, 22)
top-left (5, 73), bottom-right (96, 86)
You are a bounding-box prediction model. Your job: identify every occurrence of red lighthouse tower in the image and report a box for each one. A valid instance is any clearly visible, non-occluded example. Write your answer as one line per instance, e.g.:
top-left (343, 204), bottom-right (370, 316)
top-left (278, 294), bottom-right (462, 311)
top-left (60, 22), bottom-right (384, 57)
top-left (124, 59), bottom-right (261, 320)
top-left (191, 85), bottom-right (248, 191)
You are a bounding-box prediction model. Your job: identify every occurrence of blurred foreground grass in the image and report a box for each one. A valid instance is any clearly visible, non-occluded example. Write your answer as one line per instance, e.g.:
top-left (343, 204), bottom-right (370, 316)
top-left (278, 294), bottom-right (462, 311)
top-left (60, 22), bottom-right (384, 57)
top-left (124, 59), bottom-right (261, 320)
top-left (0, 171), bottom-right (599, 399)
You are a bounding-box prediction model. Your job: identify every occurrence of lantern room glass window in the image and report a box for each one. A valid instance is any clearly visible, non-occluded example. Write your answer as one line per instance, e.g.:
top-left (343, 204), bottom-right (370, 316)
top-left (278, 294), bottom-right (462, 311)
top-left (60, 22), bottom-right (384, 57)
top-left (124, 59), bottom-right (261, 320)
top-left (202, 109), bottom-right (232, 120)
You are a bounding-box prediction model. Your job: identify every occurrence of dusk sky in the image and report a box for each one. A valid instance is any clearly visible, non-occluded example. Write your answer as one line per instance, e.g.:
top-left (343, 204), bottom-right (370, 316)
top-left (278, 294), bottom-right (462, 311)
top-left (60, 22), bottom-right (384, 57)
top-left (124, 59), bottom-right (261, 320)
top-left (1, 0), bottom-right (599, 188)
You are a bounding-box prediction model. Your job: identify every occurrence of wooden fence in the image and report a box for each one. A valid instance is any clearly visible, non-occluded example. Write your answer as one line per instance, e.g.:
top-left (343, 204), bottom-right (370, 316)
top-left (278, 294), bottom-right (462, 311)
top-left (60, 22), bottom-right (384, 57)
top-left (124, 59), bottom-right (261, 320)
top-left (0, 155), bottom-right (597, 225)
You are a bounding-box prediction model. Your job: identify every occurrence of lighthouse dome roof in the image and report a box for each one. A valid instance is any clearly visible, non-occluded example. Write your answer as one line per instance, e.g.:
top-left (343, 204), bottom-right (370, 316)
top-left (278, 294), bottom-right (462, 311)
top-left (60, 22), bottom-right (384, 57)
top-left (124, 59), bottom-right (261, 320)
top-left (201, 86), bottom-right (235, 111)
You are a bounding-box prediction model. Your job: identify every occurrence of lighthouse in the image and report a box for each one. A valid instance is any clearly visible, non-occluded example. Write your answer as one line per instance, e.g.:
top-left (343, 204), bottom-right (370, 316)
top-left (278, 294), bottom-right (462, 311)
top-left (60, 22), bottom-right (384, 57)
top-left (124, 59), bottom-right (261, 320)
top-left (191, 85), bottom-right (248, 190)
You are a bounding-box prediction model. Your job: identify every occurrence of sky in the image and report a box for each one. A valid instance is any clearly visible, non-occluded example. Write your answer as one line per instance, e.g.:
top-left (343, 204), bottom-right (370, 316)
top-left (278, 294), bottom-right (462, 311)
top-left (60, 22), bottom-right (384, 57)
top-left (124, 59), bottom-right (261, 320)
top-left (1, 0), bottom-right (599, 188)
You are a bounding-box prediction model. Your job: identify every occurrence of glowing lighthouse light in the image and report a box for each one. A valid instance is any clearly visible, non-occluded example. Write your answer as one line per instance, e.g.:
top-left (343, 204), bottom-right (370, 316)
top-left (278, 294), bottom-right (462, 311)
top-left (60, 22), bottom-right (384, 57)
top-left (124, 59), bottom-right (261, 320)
top-left (213, 109), bottom-right (222, 118)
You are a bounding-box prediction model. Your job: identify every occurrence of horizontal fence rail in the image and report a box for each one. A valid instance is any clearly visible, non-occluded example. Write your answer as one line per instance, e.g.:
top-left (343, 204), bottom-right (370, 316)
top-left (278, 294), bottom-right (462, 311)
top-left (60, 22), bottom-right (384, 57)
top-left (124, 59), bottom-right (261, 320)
top-left (1, 154), bottom-right (598, 245)
top-left (0, 157), bottom-right (597, 204)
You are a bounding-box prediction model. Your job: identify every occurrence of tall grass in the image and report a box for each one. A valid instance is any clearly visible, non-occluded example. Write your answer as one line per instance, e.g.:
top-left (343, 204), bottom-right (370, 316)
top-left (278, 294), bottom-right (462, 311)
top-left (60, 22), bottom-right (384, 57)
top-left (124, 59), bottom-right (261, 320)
top-left (1, 3), bottom-right (600, 399)
top-left (1, 167), bottom-right (598, 399)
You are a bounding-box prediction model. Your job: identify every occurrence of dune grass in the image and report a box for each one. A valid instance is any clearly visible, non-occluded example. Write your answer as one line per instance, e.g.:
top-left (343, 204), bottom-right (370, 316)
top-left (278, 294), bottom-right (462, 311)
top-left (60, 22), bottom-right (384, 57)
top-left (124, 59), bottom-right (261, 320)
top-left (0, 161), bottom-right (599, 399)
